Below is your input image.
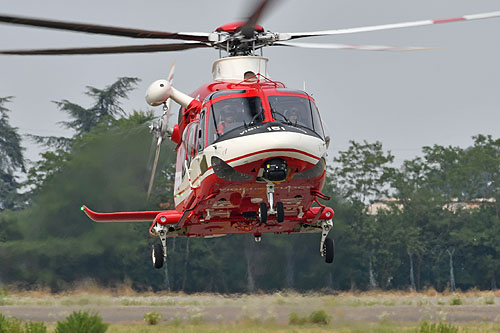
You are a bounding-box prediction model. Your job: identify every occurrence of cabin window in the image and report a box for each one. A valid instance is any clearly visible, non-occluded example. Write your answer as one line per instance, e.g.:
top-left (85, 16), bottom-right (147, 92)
top-left (198, 109), bottom-right (206, 152)
top-left (267, 94), bottom-right (325, 138)
top-left (175, 143), bottom-right (186, 190)
top-left (207, 96), bottom-right (264, 144)
top-left (183, 121), bottom-right (199, 167)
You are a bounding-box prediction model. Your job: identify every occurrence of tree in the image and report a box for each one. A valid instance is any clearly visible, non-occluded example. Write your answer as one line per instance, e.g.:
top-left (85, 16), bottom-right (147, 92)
top-left (27, 77), bottom-right (140, 192)
top-left (0, 97), bottom-right (25, 210)
top-left (332, 140), bottom-right (395, 203)
top-left (330, 140), bottom-right (396, 289)
top-left (58, 77), bottom-right (140, 136)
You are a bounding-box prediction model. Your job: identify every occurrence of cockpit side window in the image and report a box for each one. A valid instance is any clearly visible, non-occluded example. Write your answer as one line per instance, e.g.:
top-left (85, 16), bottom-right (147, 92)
top-left (207, 96), bottom-right (264, 144)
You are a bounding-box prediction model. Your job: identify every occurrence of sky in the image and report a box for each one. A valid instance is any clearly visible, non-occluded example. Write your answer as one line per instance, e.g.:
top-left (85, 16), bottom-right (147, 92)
top-left (1, 0), bottom-right (500, 166)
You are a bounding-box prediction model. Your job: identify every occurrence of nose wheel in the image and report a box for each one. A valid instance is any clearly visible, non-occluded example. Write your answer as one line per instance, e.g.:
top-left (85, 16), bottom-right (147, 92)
top-left (259, 181), bottom-right (285, 223)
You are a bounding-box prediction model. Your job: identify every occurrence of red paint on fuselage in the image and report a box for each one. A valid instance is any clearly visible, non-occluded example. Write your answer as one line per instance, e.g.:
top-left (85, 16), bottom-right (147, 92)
top-left (170, 78), bottom-right (330, 237)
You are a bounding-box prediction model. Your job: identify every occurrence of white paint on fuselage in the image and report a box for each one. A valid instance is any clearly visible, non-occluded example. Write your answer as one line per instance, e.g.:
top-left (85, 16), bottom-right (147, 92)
top-left (174, 131), bottom-right (327, 208)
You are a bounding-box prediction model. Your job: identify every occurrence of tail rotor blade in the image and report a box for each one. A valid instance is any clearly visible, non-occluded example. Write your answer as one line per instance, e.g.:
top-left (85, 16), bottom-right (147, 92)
top-left (162, 61), bottom-right (176, 131)
top-left (147, 136), bottom-right (162, 200)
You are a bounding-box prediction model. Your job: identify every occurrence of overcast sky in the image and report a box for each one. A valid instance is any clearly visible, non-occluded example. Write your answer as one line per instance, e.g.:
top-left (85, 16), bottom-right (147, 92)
top-left (1, 0), bottom-right (500, 165)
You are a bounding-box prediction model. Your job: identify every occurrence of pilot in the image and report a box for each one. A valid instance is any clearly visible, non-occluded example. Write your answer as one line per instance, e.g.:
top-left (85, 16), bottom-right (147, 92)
top-left (286, 106), bottom-right (301, 123)
top-left (217, 104), bottom-right (234, 134)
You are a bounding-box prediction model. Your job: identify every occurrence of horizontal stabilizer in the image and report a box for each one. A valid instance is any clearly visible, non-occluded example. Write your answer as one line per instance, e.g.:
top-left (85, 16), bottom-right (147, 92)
top-left (81, 205), bottom-right (162, 222)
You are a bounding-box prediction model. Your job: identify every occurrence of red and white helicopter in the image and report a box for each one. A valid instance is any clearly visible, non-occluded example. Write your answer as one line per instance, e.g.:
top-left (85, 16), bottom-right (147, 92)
top-left (2, 1), bottom-right (500, 268)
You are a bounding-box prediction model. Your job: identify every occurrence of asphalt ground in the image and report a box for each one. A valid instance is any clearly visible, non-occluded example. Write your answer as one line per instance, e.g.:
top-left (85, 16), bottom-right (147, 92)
top-left (2, 304), bottom-right (500, 324)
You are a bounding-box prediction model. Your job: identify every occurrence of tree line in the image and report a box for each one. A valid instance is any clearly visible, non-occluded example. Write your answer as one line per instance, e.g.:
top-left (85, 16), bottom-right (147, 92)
top-left (0, 78), bottom-right (499, 293)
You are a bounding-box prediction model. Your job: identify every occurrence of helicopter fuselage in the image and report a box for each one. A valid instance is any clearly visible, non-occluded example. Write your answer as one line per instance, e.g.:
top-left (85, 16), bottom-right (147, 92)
top-left (170, 64), bottom-right (332, 238)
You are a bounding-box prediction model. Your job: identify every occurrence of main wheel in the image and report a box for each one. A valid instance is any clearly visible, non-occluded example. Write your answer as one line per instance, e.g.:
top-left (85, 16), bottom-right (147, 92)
top-left (276, 201), bottom-right (284, 223)
top-left (324, 237), bottom-right (334, 264)
top-left (152, 243), bottom-right (164, 269)
top-left (259, 202), bottom-right (268, 223)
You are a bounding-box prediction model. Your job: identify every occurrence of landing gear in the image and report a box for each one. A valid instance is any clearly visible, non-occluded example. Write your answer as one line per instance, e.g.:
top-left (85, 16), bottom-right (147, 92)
top-left (258, 202), bottom-right (267, 223)
top-left (151, 223), bottom-right (168, 269)
top-left (276, 201), bottom-right (284, 223)
top-left (323, 237), bottom-right (334, 263)
top-left (261, 181), bottom-right (284, 223)
top-left (254, 232), bottom-right (262, 242)
top-left (320, 220), bottom-right (334, 264)
top-left (152, 243), bottom-right (164, 268)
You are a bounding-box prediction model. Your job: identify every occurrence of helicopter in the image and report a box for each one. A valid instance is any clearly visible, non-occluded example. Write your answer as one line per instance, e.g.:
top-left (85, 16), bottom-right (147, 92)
top-left (2, 1), bottom-right (500, 269)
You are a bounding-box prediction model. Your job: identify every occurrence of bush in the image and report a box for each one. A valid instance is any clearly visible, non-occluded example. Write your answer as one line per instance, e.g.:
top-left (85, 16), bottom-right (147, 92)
top-left (144, 311), bottom-right (162, 325)
top-left (55, 311), bottom-right (108, 333)
top-left (288, 312), bottom-right (307, 325)
top-left (289, 310), bottom-right (331, 326)
top-left (309, 310), bottom-right (331, 325)
top-left (418, 321), bottom-right (458, 333)
top-left (0, 313), bottom-right (22, 333)
top-left (23, 321), bottom-right (47, 333)
top-left (484, 296), bottom-right (495, 305)
top-left (450, 297), bottom-right (462, 306)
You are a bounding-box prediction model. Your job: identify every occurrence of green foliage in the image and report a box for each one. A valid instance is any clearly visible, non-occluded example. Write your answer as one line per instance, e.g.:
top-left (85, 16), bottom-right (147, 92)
top-left (288, 312), bottom-right (307, 325)
top-left (450, 297), bottom-right (462, 306)
top-left (308, 310), bottom-right (331, 325)
top-left (418, 321), bottom-right (458, 333)
top-left (143, 311), bottom-right (162, 325)
top-left (0, 97), bottom-right (25, 211)
top-left (0, 313), bottom-right (22, 333)
top-left (23, 321), bottom-right (47, 333)
top-left (55, 310), bottom-right (108, 333)
top-left (331, 140), bottom-right (395, 203)
top-left (288, 310), bottom-right (331, 326)
top-left (484, 296), bottom-right (495, 305)
top-left (0, 210), bottom-right (23, 242)
top-left (57, 77), bottom-right (140, 135)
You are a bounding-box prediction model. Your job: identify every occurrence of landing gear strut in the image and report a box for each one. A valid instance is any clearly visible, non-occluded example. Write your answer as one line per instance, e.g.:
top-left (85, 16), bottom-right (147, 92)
top-left (260, 181), bottom-right (284, 223)
top-left (320, 220), bottom-right (334, 263)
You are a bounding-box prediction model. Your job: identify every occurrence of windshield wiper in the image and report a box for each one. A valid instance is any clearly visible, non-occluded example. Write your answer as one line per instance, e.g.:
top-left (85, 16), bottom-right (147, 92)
top-left (249, 108), bottom-right (265, 125)
top-left (271, 108), bottom-right (293, 125)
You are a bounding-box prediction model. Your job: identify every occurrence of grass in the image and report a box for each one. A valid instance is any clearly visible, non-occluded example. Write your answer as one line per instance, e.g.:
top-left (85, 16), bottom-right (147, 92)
top-left (1, 288), bottom-right (499, 308)
top-left (4, 309), bottom-right (500, 332)
top-left (3, 289), bottom-right (500, 332)
top-left (103, 322), bottom-right (500, 332)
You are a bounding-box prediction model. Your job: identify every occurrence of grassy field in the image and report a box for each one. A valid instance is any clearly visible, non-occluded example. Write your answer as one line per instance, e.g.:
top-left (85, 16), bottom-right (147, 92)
top-left (2, 288), bottom-right (500, 332)
top-left (29, 321), bottom-right (500, 333)
top-left (2, 287), bottom-right (500, 307)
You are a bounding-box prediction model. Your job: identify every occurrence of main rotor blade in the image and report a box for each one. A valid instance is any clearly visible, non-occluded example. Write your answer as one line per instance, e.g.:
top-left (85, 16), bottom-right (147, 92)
top-left (284, 11), bottom-right (500, 40)
top-left (240, 0), bottom-right (276, 38)
top-left (275, 41), bottom-right (434, 52)
top-left (0, 14), bottom-right (210, 41)
top-left (147, 136), bottom-right (162, 200)
top-left (0, 42), bottom-right (210, 55)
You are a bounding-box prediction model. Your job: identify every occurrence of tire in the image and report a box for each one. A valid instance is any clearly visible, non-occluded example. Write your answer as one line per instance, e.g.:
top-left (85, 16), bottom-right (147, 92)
top-left (152, 243), bottom-right (164, 269)
top-left (259, 202), bottom-right (268, 223)
top-left (324, 237), bottom-right (334, 264)
top-left (276, 201), bottom-right (284, 223)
